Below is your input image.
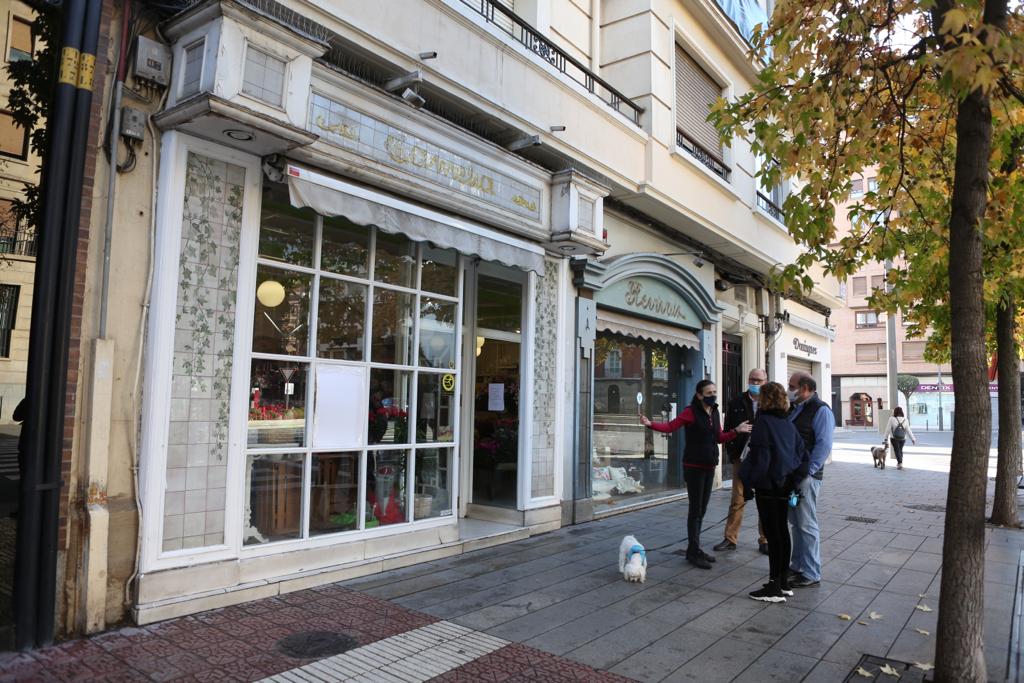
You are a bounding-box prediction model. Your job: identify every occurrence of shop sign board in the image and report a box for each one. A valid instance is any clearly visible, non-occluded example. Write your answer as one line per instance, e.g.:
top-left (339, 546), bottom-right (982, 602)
top-left (308, 92), bottom-right (543, 221)
top-left (596, 276), bottom-right (701, 330)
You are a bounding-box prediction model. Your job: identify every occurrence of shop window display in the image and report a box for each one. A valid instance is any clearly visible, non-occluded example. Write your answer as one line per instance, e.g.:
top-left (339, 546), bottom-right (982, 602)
top-left (243, 185), bottom-right (461, 546)
top-left (591, 332), bottom-right (678, 507)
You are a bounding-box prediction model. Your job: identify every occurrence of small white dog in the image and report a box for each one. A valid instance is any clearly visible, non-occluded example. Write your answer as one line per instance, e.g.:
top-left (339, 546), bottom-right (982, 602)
top-left (618, 535), bottom-right (647, 583)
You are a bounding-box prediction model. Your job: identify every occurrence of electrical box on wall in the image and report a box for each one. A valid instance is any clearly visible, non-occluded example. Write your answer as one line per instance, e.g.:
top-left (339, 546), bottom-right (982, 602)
top-left (121, 107), bottom-right (146, 141)
top-left (134, 36), bottom-right (171, 87)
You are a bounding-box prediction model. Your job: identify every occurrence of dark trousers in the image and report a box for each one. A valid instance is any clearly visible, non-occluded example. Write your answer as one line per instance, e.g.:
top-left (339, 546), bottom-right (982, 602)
top-left (684, 467), bottom-right (715, 556)
top-left (755, 490), bottom-right (792, 588)
top-left (891, 438), bottom-right (906, 464)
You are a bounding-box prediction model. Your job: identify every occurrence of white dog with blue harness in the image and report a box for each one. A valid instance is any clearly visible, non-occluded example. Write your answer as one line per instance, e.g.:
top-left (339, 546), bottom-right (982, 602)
top-left (619, 535), bottom-right (647, 583)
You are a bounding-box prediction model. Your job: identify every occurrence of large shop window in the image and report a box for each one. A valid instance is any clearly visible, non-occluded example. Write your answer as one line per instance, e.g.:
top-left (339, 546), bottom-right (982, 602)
top-left (244, 184), bottom-right (459, 545)
top-left (592, 332), bottom-right (677, 507)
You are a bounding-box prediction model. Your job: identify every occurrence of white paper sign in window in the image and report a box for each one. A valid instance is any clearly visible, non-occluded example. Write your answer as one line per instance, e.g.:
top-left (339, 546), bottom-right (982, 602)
top-left (313, 364), bottom-right (368, 449)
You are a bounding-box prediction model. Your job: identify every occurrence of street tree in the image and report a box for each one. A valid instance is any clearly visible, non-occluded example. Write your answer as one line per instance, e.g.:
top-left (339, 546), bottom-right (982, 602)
top-left (711, 0), bottom-right (1020, 679)
top-left (897, 374), bottom-right (921, 409)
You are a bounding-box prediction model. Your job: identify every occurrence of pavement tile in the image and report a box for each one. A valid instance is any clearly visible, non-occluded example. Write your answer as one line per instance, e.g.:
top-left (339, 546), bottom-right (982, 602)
top-left (884, 568), bottom-right (940, 596)
top-left (660, 634), bottom-right (770, 682)
top-left (801, 659), bottom-right (855, 682)
top-left (812, 583), bottom-right (880, 617)
top-left (902, 551), bottom-right (943, 573)
top-left (607, 626), bottom-right (720, 682)
top-left (846, 562), bottom-right (901, 590)
top-left (773, 610), bottom-right (854, 660)
top-left (731, 648), bottom-right (819, 682)
top-left (685, 595), bottom-right (768, 637)
top-left (728, 605), bottom-right (809, 648)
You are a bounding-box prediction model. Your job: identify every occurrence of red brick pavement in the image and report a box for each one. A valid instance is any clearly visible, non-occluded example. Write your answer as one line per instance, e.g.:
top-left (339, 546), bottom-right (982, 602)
top-left (0, 584), bottom-right (633, 682)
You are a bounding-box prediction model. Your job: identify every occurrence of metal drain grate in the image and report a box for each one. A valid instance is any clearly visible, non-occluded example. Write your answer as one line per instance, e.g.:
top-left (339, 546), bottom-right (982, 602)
top-left (845, 516), bottom-right (879, 524)
top-left (276, 631), bottom-right (359, 659)
top-left (904, 504), bottom-right (946, 513)
top-left (845, 654), bottom-right (931, 682)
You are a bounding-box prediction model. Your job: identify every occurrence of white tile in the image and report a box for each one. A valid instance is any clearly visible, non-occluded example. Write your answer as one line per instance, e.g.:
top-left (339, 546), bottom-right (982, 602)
top-left (164, 491), bottom-right (185, 516)
top-left (185, 489), bottom-right (206, 514)
top-left (163, 514), bottom-right (183, 540)
top-left (166, 444), bottom-right (188, 469)
top-left (207, 466), bottom-right (227, 488)
top-left (186, 466), bottom-right (208, 491)
top-left (186, 445), bottom-right (209, 468)
top-left (166, 468), bottom-right (187, 492)
top-left (206, 487), bottom-right (226, 511)
top-left (183, 511), bottom-right (206, 537)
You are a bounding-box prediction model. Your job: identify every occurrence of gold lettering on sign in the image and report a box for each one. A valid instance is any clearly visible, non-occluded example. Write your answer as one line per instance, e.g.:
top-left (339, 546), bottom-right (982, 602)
top-left (384, 135), bottom-right (496, 195)
top-left (624, 280), bottom-right (687, 322)
top-left (314, 115), bottom-right (359, 141)
top-left (511, 195), bottom-right (537, 212)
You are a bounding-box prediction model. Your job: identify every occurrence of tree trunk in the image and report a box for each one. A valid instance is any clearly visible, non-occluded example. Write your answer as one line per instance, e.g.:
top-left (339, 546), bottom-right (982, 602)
top-left (991, 296), bottom-right (1021, 526)
top-left (932, 3), bottom-right (1004, 679)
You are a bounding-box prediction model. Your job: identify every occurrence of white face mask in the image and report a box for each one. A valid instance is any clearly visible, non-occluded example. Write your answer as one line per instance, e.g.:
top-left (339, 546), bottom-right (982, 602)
top-left (787, 389), bottom-right (800, 403)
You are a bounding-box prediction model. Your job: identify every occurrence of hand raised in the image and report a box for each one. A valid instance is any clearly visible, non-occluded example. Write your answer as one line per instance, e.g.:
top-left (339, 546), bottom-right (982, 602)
top-left (640, 415), bottom-right (652, 427)
top-left (735, 421), bottom-right (752, 434)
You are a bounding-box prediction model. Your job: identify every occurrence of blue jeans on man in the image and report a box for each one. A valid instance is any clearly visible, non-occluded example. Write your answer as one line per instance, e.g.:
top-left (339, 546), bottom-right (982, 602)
top-left (789, 476), bottom-right (822, 582)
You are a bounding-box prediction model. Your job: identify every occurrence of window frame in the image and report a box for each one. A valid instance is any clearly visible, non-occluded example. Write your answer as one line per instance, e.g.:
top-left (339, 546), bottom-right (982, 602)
top-left (902, 341), bottom-right (926, 362)
top-left (179, 37), bottom-right (206, 99)
top-left (0, 284), bottom-right (18, 357)
top-left (7, 16), bottom-right (32, 63)
top-left (0, 110), bottom-right (28, 160)
top-left (243, 202), bottom-right (464, 550)
top-left (855, 342), bottom-right (886, 363)
top-left (851, 276), bottom-right (867, 297)
top-left (241, 42), bottom-right (288, 108)
top-left (855, 310), bottom-right (880, 329)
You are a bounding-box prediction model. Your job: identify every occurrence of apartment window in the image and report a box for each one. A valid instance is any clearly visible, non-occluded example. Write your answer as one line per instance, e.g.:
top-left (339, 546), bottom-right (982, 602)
top-left (8, 17), bottom-right (31, 62)
top-left (902, 341), bottom-right (926, 361)
top-left (871, 274), bottom-right (885, 291)
top-left (856, 343), bottom-right (886, 363)
top-left (242, 46), bottom-right (286, 106)
top-left (492, 0), bottom-right (516, 33)
top-left (867, 177), bottom-right (879, 192)
top-left (606, 349), bottom-right (622, 378)
top-left (839, 281), bottom-right (847, 300)
top-left (0, 112), bottom-right (27, 159)
top-left (850, 178), bottom-right (864, 197)
top-left (180, 39), bottom-right (205, 98)
top-left (674, 45), bottom-right (729, 180)
top-left (852, 276), bottom-right (866, 297)
top-left (855, 311), bottom-right (880, 328)
top-left (0, 285), bottom-right (18, 357)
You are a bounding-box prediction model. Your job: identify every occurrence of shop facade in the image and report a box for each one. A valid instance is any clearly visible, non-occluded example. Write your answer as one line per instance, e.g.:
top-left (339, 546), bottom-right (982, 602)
top-left (571, 250), bottom-right (723, 518)
top-left (129, 0), bottom-right (597, 622)
top-left (773, 308), bottom-right (834, 403)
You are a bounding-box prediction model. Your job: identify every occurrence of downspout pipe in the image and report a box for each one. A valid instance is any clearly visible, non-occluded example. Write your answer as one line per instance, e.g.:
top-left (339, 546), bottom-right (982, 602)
top-left (14, 0), bottom-right (87, 650)
top-left (99, 0), bottom-right (130, 338)
top-left (37, 0), bottom-right (103, 645)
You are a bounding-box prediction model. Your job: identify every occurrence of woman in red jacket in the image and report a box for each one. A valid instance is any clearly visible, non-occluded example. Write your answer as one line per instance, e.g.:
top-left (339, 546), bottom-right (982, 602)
top-left (642, 379), bottom-right (751, 569)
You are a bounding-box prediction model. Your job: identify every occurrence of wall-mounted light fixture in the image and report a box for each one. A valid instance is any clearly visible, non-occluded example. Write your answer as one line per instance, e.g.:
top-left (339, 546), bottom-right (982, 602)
top-left (418, 51), bottom-right (438, 60)
top-left (550, 125), bottom-right (566, 132)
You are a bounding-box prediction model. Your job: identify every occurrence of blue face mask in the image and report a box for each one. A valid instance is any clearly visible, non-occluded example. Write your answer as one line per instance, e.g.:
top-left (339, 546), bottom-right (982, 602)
top-left (748, 384), bottom-right (761, 396)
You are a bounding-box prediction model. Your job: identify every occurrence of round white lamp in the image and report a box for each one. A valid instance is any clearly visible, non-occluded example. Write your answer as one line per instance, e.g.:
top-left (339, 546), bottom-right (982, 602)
top-left (256, 280), bottom-right (286, 308)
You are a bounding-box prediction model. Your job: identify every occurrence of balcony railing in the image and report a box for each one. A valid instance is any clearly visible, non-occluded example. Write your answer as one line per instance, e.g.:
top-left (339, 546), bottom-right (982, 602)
top-left (459, 0), bottom-right (644, 126)
top-left (0, 226), bottom-right (36, 257)
top-left (676, 128), bottom-right (731, 181)
top-left (756, 191), bottom-right (785, 223)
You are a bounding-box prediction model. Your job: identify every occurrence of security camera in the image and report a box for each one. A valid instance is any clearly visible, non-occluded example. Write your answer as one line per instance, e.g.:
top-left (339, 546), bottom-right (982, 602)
top-left (261, 155), bottom-right (285, 183)
top-left (401, 88), bottom-right (426, 109)
top-left (418, 51), bottom-right (438, 60)
top-left (693, 257), bottom-right (705, 268)
top-left (715, 279), bottom-right (733, 291)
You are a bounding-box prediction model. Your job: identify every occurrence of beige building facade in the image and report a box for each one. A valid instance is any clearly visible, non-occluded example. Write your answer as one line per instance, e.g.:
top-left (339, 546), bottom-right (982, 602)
top-left (44, 0), bottom-right (844, 637)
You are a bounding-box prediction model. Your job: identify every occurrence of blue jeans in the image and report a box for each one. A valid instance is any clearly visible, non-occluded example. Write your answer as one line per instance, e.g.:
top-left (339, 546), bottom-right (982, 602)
top-left (789, 476), bottom-right (822, 581)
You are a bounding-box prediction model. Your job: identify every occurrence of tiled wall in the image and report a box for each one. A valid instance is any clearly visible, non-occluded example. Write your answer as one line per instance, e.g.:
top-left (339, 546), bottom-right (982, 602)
top-left (162, 153), bottom-right (245, 552)
top-left (531, 259), bottom-right (559, 499)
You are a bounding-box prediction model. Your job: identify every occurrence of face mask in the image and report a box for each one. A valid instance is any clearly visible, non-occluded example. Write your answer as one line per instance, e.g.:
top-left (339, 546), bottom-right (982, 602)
top-left (703, 396), bottom-right (717, 407)
top-left (748, 384), bottom-right (761, 396)
top-left (788, 390), bottom-right (800, 403)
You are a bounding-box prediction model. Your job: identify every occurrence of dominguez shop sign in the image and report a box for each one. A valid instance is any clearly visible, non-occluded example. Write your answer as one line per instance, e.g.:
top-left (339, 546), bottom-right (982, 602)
top-left (792, 338), bottom-right (818, 356)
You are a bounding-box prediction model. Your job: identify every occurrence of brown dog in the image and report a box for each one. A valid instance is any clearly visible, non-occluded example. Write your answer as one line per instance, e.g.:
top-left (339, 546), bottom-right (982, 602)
top-left (871, 443), bottom-right (888, 469)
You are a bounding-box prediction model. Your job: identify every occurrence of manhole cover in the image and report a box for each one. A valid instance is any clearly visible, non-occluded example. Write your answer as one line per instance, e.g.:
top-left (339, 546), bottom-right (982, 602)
top-left (276, 631), bottom-right (358, 659)
top-left (845, 654), bottom-right (932, 682)
top-left (845, 516), bottom-right (879, 524)
top-left (905, 504), bottom-right (946, 513)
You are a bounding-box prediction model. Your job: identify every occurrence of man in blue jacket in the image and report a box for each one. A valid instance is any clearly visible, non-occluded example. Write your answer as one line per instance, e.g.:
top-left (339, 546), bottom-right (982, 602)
top-left (787, 372), bottom-right (834, 588)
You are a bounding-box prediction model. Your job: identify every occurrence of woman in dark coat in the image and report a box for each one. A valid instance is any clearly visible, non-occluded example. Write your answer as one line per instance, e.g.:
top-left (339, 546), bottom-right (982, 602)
top-left (642, 379), bottom-right (751, 569)
top-left (739, 381), bottom-right (809, 602)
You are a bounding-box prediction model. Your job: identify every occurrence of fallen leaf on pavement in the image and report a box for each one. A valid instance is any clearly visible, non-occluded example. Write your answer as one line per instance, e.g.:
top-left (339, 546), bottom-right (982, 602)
top-left (918, 593), bottom-right (928, 598)
top-left (839, 613), bottom-right (852, 620)
top-left (857, 620), bottom-right (869, 625)
top-left (914, 662), bottom-right (935, 672)
top-left (855, 667), bottom-right (873, 678)
top-left (914, 628), bottom-right (931, 636)
top-left (869, 611), bottom-right (883, 620)
top-left (879, 663), bottom-right (901, 677)
top-left (916, 603), bottom-right (934, 612)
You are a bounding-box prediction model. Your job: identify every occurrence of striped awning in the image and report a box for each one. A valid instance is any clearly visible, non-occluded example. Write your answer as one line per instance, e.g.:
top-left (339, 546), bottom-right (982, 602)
top-left (596, 308), bottom-right (700, 349)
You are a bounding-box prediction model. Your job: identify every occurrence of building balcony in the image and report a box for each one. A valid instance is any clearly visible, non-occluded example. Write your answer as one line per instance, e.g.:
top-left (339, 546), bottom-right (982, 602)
top-left (0, 226), bottom-right (35, 258)
top-left (756, 191), bottom-right (785, 224)
top-left (676, 128), bottom-right (730, 182)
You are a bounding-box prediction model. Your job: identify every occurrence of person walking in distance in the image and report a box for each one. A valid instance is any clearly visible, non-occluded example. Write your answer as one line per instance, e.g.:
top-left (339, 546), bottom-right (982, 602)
top-left (642, 379), bottom-right (751, 569)
top-left (883, 406), bottom-right (916, 470)
top-left (786, 372), bottom-right (834, 588)
top-left (715, 368), bottom-right (769, 554)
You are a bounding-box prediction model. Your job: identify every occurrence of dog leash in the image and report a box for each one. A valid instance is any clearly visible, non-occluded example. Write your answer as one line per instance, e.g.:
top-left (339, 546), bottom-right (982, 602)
top-left (642, 512), bottom-right (731, 553)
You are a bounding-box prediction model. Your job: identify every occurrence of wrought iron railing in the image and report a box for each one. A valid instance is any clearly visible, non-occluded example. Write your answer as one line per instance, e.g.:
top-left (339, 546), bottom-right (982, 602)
top-left (756, 191), bottom-right (785, 223)
top-left (459, 0), bottom-right (644, 126)
top-left (676, 128), bottom-right (731, 181)
top-left (0, 226), bottom-right (36, 257)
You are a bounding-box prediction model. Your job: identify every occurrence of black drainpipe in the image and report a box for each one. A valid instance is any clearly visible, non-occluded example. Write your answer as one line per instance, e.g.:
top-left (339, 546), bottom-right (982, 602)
top-left (14, 0), bottom-right (101, 649)
top-left (39, 0), bottom-right (103, 646)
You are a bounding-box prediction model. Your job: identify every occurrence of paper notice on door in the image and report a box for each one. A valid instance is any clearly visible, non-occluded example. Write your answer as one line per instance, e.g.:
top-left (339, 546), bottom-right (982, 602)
top-left (487, 383), bottom-right (505, 412)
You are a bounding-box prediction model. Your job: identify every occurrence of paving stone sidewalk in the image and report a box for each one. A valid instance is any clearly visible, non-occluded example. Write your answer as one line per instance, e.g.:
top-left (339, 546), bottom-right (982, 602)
top-left (0, 443), bottom-right (1021, 681)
